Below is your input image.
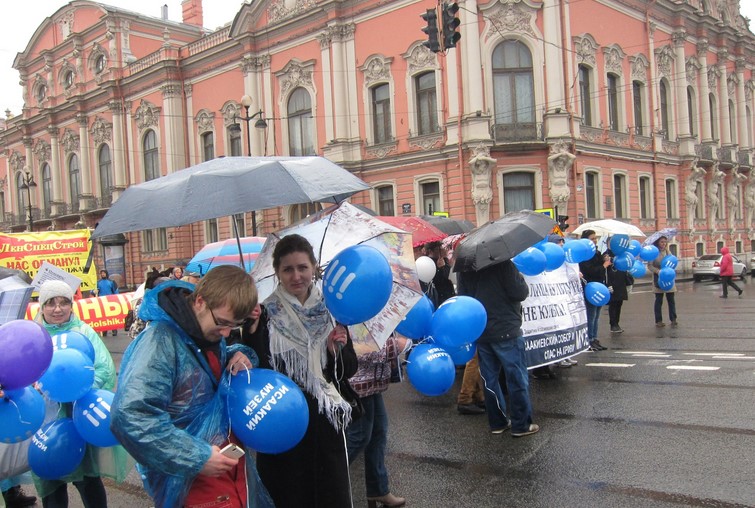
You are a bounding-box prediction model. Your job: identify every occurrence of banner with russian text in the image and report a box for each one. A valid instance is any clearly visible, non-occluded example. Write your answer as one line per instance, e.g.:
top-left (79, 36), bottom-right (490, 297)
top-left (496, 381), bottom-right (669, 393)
top-left (26, 292), bottom-right (134, 334)
top-left (521, 264), bottom-right (589, 368)
top-left (0, 230), bottom-right (97, 292)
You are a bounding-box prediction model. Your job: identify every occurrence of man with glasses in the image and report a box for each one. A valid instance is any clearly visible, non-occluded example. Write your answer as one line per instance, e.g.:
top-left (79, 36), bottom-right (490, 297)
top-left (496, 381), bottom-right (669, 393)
top-left (111, 265), bottom-right (273, 508)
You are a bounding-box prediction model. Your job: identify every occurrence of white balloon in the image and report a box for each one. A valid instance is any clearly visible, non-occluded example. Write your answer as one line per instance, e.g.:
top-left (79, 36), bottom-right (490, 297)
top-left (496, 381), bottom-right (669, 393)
top-left (415, 256), bottom-right (437, 283)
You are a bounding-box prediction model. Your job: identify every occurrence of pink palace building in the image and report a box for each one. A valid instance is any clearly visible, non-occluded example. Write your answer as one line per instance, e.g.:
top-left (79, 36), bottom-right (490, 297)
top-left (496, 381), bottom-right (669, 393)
top-left (0, 0), bottom-right (753, 286)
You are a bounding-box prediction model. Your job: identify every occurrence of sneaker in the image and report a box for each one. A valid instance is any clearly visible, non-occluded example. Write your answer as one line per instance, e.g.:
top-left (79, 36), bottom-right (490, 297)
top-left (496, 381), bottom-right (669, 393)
top-left (491, 422), bottom-right (512, 434)
top-left (566, 357), bottom-right (578, 366)
top-left (457, 403), bottom-right (486, 415)
top-left (592, 340), bottom-right (608, 351)
top-left (588, 345), bottom-right (601, 352)
top-left (512, 424), bottom-right (540, 438)
top-left (656, 322), bottom-right (666, 327)
top-left (670, 320), bottom-right (678, 327)
top-left (610, 326), bottom-right (624, 333)
top-left (557, 360), bottom-right (573, 368)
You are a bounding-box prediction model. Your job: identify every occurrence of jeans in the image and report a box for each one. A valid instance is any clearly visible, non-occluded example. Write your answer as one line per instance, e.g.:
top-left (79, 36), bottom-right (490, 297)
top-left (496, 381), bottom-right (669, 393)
top-left (456, 352), bottom-right (483, 405)
top-left (477, 337), bottom-right (533, 433)
top-left (654, 293), bottom-right (677, 323)
top-left (346, 393), bottom-right (389, 498)
top-left (585, 301), bottom-right (601, 343)
top-left (42, 476), bottom-right (107, 508)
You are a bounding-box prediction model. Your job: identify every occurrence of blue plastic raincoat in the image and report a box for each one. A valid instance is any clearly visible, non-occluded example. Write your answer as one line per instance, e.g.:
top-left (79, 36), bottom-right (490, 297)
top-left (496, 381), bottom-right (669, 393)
top-left (110, 281), bottom-right (273, 508)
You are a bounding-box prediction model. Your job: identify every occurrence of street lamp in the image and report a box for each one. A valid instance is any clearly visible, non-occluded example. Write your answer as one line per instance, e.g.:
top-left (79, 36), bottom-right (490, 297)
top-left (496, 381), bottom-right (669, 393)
top-left (229, 94), bottom-right (268, 236)
top-left (19, 170), bottom-right (37, 232)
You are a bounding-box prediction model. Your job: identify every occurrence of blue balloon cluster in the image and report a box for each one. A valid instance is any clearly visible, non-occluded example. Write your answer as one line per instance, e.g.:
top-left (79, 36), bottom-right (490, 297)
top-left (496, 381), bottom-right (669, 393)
top-left (609, 234), bottom-right (630, 255)
top-left (612, 252), bottom-right (635, 271)
top-left (629, 260), bottom-right (647, 277)
top-left (38, 349), bottom-right (95, 403)
top-left (406, 343), bottom-right (456, 396)
top-left (639, 245), bottom-right (660, 262)
top-left (661, 255), bottom-right (678, 269)
top-left (537, 242), bottom-right (566, 271)
top-left (52, 331), bottom-right (95, 362)
top-left (323, 245), bottom-right (393, 325)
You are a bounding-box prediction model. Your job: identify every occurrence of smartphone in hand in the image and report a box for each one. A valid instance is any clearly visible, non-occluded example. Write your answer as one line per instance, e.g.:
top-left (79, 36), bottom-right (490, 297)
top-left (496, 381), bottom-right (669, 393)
top-left (219, 443), bottom-right (245, 459)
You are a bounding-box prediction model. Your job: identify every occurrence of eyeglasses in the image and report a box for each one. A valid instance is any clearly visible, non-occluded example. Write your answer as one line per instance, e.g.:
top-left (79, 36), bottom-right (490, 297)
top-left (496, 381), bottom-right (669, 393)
top-left (208, 307), bottom-right (245, 329)
top-left (44, 299), bottom-right (72, 310)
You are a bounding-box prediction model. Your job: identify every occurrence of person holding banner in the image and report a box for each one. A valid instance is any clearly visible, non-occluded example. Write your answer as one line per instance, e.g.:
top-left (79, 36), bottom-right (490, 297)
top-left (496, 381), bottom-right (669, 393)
top-left (111, 266), bottom-right (273, 508)
top-left (251, 234), bottom-right (358, 508)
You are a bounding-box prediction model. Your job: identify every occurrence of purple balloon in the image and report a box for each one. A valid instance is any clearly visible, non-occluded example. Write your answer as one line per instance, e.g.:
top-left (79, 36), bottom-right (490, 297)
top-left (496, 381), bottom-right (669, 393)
top-left (0, 320), bottom-right (53, 391)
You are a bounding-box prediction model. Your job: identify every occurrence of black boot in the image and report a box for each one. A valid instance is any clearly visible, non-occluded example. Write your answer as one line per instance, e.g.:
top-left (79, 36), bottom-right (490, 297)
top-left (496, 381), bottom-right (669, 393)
top-left (2, 485), bottom-right (37, 507)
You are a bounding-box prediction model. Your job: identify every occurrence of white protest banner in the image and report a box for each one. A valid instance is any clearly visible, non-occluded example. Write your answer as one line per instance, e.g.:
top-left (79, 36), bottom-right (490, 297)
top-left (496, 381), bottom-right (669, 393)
top-left (30, 261), bottom-right (82, 294)
top-left (521, 263), bottom-right (589, 368)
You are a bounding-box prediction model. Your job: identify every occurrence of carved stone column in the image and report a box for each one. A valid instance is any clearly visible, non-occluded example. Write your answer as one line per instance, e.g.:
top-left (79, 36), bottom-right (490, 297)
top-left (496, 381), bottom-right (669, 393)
top-left (469, 145), bottom-right (496, 226)
top-left (48, 127), bottom-right (64, 214)
top-left (109, 101), bottom-right (127, 196)
top-left (735, 58), bottom-right (748, 150)
top-left (718, 49), bottom-right (731, 146)
top-left (697, 40), bottom-right (712, 143)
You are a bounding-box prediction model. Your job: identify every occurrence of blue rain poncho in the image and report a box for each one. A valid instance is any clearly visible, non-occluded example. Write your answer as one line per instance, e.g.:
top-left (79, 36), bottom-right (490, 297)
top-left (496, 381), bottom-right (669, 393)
top-left (110, 281), bottom-right (273, 508)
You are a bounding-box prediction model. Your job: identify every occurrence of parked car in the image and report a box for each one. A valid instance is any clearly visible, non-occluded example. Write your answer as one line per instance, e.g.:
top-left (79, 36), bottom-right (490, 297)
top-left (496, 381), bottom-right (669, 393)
top-left (691, 254), bottom-right (748, 281)
top-left (750, 256), bottom-right (755, 276)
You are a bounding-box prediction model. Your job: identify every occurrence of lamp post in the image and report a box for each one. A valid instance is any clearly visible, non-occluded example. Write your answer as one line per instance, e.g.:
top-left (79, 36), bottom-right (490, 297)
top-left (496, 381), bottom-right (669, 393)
top-left (229, 94), bottom-right (267, 236)
top-left (19, 170), bottom-right (37, 232)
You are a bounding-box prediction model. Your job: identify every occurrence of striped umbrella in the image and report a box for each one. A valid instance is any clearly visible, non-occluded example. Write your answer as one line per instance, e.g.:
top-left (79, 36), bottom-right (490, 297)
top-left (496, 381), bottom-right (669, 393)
top-left (186, 236), bottom-right (266, 275)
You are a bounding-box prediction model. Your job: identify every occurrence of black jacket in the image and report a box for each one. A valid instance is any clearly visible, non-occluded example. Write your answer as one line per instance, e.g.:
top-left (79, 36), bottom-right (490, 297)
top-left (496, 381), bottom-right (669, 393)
top-left (457, 260), bottom-right (529, 343)
top-left (579, 251), bottom-right (608, 285)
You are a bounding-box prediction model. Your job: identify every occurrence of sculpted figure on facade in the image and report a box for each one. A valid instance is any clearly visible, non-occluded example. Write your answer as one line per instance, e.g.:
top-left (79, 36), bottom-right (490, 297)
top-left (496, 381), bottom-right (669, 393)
top-left (745, 168), bottom-right (755, 236)
top-left (707, 162), bottom-right (725, 230)
top-left (469, 145), bottom-right (496, 226)
top-left (726, 166), bottom-right (745, 233)
top-left (684, 158), bottom-right (706, 236)
top-left (547, 142), bottom-right (574, 209)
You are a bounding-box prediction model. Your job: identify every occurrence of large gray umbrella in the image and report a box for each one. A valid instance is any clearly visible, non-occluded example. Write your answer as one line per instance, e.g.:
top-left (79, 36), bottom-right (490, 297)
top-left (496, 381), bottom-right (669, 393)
top-left (91, 156), bottom-right (370, 239)
top-left (420, 215), bottom-right (475, 235)
top-left (452, 210), bottom-right (557, 272)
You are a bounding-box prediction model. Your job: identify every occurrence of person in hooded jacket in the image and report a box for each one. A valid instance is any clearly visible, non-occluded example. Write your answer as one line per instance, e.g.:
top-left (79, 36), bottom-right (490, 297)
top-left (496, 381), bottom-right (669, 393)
top-left (718, 246), bottom-right (743, 298)
top-left (111, 265), bottom-right (273, 508)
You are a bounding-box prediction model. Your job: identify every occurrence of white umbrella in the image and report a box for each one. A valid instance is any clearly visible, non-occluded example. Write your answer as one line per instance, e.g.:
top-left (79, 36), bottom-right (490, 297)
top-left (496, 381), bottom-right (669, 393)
top-left (572, 219), bottom-right (645, 238)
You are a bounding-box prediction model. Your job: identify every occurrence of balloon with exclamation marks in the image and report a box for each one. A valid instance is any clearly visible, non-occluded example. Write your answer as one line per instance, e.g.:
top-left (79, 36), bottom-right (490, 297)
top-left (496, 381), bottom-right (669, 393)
top-left (73, 389), bottom-right (119, 447)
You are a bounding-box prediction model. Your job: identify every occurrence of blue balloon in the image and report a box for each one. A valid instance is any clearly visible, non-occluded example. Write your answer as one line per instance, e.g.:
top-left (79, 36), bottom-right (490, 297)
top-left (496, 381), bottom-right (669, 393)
top-left (627, 240), bottom-right (642, 258)
top-left (446, 342), bottom-right (476, 366)
top-left (227, 369), bottom-right (309, 454)
top-left (406, 343), bottom-right (456, 396)
top-left (0, 386), bottom-right (45, 443)
top-left (609, 234), bottom-right (630, 255)
top-left (37, 349), bottom-right (95, 403)
top-left (512, 247), bottom-right (547, 276)
top-left (395, 296), bottom-right (433, 339)
top-left (73, 389), bottom-right (118, 447)
top-left (659, 267), bottom-right (676, 284)
top-left (430, 296), bottom-right (487, 348)
top-left (563, 239), bottom-right (588, 263)
top-left (661, 255), bottom-right (678, 269)
top-left (28, 418), bottom-right (86, 480)
top-left (540, 242), bottom-right (566, 271)
top-left (585, 282), bottom-right (611, 306)
top-left (613, 252), bottom-right (634, 271)
top-left (629, 260), bottom-right (647, 277)
top-left (51, 332), bottom-right (95, 363)
top-left (323, 245), bottom-right (393, 325)
top-left (639, 245), bottom-right (660, 261)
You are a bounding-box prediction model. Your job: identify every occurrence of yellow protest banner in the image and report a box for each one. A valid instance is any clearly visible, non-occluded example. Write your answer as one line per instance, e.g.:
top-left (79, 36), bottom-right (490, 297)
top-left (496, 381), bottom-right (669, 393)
top-left (0, 230), bottom-right (97, 292)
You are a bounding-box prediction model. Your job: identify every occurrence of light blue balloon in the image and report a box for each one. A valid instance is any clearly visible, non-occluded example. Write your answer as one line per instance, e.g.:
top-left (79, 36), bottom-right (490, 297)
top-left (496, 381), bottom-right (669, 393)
top-left (627, 240), bottom-right (642, 258)
top-left (609, 234), bottom-right (630, 255)
top-left (585, 282), bottom-right (611, 306)
top-left (639, 245), bottom-right (660, 261)
top-left (37, 349), bottom-right (95, 403)
top-left (0, 386), bottom-right (45, 443)
top-left (51, 332), bottom-right (95, 363)
top-left (228, 369), bottom-right (309, 454)
top-left (512, 247), bottom-right (547, 276)
top-left (323, 245), bottom-right (393, 325)
top-left (629, 260), bottom-right (647, 277)
top-left (406, 343), bottom-right (456, 396)
top-left (540, 242), bottom-right (566, 271)
top-left (73, 389), bottom-right (118, 447)
top-left (395, 296), bottom-right (434, 339)
top-left (28, 418), bottom-right (86, 480)
top-left (661, 255), bottom-right (678, 269)
top-left (430, 296), bottom-right (487, 348)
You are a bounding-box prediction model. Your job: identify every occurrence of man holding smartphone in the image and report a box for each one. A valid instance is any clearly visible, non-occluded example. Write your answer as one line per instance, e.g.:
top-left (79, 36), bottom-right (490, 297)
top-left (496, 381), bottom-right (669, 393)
top-left (111, 266), bottom-right (273, 508)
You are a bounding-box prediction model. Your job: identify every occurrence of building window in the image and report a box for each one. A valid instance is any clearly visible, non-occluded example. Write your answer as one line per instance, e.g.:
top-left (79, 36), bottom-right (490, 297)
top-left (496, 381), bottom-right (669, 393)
top-left (687, 86), bottom-right (696, 137)
top-left (633, 81), bottom-right (644, 136)
top-left (98, 145), bottom-right (112, 205)
top-left (735, 240), bottom-right (742, 253)
top-left (36, 84), bottom-right (47, 103)
top-left (16, 173), bottom-right (26, 217)
top-left (578, 64), bottom-right (592, 126)
top-left (747, 106), bottom-right (753, 147)
top-left (290, 203), bottom-right (321, 223)
top-left (372, 84), bottom-right (392, 144)
top-left (492, 40), bottom-right (535, 127)
top-left (231, 213), bottom-right (245, 237)
top-left (696, 242), bottom-right (704, 257)
top-left (142, 229), bottom-right (167, 253)
top-left (287, 88), bottom-right (314, 156)
top-left (42, 163), bottom-right (52, 216)
top-left (206, 218), bottom-right (219, 243)
top-left (716, 241), bottom-right (724, 252)
top-left (585, 172), bottom-right (598, 218)
top-left (63, 71), bottom-right (74, 89)
top-left (376, 185), bottom-right (395, 216)
top-left (201, 132), bottom-right (215, 162)
top-left (613, 174), bottom-right (626, 218)
top-left (665, 179), bottom-right (677, 219)
top-left (415, 72), bottom-right (438, 135)
top-left (502, 172), bottom-right (535, 214)
top-left (229, 129), bottom-right (242, 156)
top-left (669, 244), bottom-right (678, 256)
top-left (420, 181), bottom-right (441, 215)
top-left (607, 73), bottom-right (619, 131)
top-left (143, 130), bottom-right (159, 181)
top-left (95, 55), bottom-right (106, 74)
top-left (0, 191), bottom-right (5, 221)
top-left (659, 80), bottom-right (670, 139)
top-left (709, 93), bottom-right (717, 140)
top-left (69, 154), bottom-right (80, 212)
top-left (639, 176), bottom-right (651, 219)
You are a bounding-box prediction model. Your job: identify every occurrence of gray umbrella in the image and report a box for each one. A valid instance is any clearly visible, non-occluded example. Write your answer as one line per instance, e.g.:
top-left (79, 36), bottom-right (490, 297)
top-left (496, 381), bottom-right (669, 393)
top-left (91, 156), bottom-right (370, 239)
top-left (420, 215), bottom-right (475, 235)
top-left (452, 210), bottom-right (557, 272)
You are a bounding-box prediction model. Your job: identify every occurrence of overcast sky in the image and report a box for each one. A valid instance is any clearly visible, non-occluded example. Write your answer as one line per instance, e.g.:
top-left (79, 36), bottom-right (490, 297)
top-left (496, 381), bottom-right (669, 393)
top-left (1, 1), bottom-right (753, 117)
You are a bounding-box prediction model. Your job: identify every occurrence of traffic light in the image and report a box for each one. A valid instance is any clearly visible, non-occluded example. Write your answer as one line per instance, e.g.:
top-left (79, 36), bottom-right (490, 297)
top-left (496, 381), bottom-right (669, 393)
top-left (442, 2), bottom-right (461, 49)
top-left (421, 9), bottom-right (440, 53)
top-left (557, 215), bottom-right (570, 232)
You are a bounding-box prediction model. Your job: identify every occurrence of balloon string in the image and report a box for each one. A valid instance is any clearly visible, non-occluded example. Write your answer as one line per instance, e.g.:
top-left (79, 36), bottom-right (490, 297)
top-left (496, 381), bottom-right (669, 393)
top-left (6, 398), bottom-right (34, 426)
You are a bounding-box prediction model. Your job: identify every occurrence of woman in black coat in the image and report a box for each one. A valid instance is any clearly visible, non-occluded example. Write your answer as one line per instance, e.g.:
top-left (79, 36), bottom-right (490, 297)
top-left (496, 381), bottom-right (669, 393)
top-left (605, 250), bottom-right (634, 333)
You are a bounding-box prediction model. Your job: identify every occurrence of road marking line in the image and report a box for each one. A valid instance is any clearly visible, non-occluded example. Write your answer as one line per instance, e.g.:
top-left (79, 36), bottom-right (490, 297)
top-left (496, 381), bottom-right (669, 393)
top-left (712, 355), bottom-right (755, 360)
top-left (631, 354), bottom-right (671, 357)
top-left (585, 363), bottom-right (635, 368)
top-left (666, 365), bottom-right (720, 371)
top-left (617, 351), bottom-right (666, 355)
top-left (683, 353), bottom-right (744, 357)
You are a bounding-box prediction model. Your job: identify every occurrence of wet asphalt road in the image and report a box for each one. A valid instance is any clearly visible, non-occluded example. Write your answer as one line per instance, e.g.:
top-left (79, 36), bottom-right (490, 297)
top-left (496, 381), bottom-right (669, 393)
top-left (33, 278), bottom-right (755, 507)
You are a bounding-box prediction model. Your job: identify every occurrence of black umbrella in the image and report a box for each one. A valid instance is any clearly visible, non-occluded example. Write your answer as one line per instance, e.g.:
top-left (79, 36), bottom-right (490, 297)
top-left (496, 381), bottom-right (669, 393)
top-left (452, 210), bottom-right (557, 272)
top-left (419, 215), bottom-right (476, 235)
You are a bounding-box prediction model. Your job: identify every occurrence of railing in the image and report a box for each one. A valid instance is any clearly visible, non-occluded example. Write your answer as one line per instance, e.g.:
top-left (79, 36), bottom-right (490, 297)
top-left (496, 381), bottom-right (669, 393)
top-left (93, 195), bottom-right (113, 209)
top-left (492, 122), bottom-right (543, 143)
top-left (126, 49), bottom-right (163, 76)
top-left (186, 26), bottom-right (231, 56)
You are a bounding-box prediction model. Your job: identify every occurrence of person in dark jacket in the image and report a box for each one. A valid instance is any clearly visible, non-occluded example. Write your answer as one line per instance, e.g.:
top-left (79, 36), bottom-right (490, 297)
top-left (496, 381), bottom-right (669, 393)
top-left (578, 230), bottom-right (611, 351)
top-left (457, 260), bottom-right (539, 438)
top-left (419, 241), bottom-right (455, 307)
top-left (605, 247), bottom-right (634, 333)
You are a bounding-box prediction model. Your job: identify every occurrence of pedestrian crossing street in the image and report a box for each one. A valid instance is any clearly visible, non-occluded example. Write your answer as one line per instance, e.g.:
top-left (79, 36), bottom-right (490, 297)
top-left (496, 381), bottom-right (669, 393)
top-left (580, 351), bottom-right (755, 371)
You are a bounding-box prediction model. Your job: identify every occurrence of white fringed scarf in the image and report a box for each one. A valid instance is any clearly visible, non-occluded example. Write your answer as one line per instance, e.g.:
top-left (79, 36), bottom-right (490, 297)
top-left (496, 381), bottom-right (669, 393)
top-left (264, 284), bottom-right (352, 429)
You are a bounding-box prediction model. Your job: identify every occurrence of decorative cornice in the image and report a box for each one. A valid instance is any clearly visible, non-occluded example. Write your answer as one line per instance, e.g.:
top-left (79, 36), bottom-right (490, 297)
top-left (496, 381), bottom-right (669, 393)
top-left (573, 34), bottom-right (599, 66)
top-left (360, 55), bottom-right (393, 87)
top-left (196, 110), bottom-right (215, 135)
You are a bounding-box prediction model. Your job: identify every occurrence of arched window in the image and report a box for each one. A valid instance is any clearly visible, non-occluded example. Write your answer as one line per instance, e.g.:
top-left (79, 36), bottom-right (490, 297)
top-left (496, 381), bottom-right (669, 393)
top-left (493, 41), bottom-right (535, 129)
top-left (709, 93), bottom-right (718, 140)
top-left (287, 88), bottom-right (314, 156)
top-left (607, 73), bottom-right (620, 131)
top-left (420, 180), bottom-right (441, 215)
top-left (201, 132), bottom-right (214, 161)
top-left (42, 163), bottom-right (52, 216)
top-left (502, 172), bottom-right (534, 213)
top-left (69, 154), bottom-right (80, 212)
top-left (659, 80), bottom-right (670, 139)
top-left (415, 72), bottom-right (438, 135)
top-left (99, 145), bottom-right (112, 204)
top-left (633, 81), bottom-right (645, 135)
top-left (687, 86), bottom-right (697, 137)
top-left (728, 99), bottom-right (737, 141)
top-left (143, 130), bottom-right (159, 181)
top-left (578, 64), bottom-right (593, 126)
top-left (290, 203), bottom-right (321, 223)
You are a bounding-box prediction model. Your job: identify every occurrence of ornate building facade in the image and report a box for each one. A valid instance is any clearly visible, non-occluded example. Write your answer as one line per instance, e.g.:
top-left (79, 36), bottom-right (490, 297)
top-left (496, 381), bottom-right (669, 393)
top-left (0, 0), bottom-right (753, 285)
